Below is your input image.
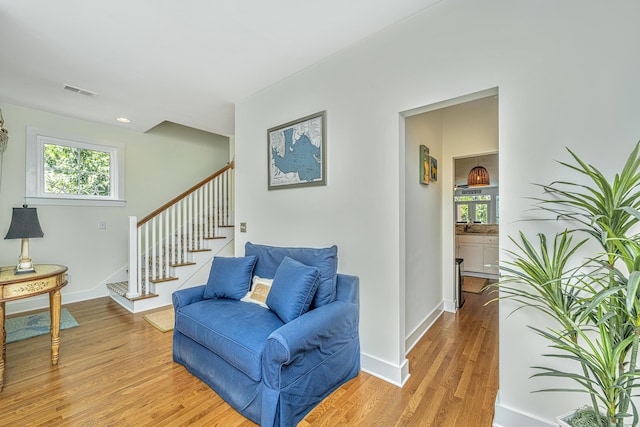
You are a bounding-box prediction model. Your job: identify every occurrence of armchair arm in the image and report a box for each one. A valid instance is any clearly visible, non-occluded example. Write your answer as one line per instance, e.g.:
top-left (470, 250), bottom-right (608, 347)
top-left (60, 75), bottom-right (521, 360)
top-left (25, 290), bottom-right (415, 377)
top-left (263, 299), bottom-right (359, 385)
top-left (261, 300), bottom-right (360, 426)
top-left (172, 285), bottom-right (206, 310)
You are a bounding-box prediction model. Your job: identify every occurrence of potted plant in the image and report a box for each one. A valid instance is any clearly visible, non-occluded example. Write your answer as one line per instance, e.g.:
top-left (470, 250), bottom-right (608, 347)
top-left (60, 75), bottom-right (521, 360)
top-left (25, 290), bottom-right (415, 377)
top-left (491, 142), bottom-right (640, 427)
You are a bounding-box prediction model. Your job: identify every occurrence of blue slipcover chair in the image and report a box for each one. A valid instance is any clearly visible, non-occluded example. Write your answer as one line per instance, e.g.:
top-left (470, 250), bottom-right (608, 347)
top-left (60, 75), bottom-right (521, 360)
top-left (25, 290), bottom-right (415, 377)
top-left (172, 243), bottom-right (360, 426)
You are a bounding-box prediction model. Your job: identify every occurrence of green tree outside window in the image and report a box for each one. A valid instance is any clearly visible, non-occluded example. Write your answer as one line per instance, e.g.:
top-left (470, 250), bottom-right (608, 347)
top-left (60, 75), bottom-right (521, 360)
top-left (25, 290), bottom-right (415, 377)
top-left (44, 143), bottom-right (111, 196)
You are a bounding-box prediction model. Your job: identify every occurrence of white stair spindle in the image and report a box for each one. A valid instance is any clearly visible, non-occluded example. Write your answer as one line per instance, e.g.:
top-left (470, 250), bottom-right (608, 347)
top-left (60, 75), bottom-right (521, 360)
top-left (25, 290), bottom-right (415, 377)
top-left (188, 194), bottom-right (193, 251)
top-left (152, 217), bottom-right (157, 282)
top-left (228, 169), bottom-right (236, 225)
top-left (158, 212), bottom-right (164, 279)
top-left (209, 181), bottom-right (214, 236)
top-left (213, 176), bottom-right (219, 237)
top-left (221, 172), bottom-right (226, 226)
top-left (170, 204), bottom-right (176, 266)
top-left (144, 221), bottom-right (150, 294)
top-left (197, 188), bottom-right (204, 249)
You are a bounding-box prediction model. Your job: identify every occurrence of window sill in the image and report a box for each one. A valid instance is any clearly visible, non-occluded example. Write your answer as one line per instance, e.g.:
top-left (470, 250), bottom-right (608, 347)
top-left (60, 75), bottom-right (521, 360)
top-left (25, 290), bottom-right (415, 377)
top-left (26, 197), bottom-right (126, 207)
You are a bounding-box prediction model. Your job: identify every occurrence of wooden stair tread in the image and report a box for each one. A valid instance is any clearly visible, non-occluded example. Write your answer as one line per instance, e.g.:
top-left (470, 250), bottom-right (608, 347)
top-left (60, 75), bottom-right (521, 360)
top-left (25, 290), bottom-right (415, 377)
top-left (106, 281), bottom-right (158, 302)
top-left (204, 236), bottom-right (227, 240)
top-left (128, 292), bottom-right (158, 301)
top-left (188, 249), bottom-right (212, 253)
top-left (149, 276), bottom-right (179, 284)
top-left (171, 262), bottom-right (197, 268)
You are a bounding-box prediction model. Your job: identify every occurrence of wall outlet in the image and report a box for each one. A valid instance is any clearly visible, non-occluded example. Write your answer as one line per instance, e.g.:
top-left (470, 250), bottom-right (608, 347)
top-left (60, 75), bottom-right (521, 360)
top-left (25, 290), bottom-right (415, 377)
top-left (99, 221), bottom-right (107, 230)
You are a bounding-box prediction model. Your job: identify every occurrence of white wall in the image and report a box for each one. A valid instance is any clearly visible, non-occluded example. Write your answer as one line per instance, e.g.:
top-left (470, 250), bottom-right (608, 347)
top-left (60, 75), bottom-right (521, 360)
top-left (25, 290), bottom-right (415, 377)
top-left (235, 0), bottom-right (640, 423)
top-left (404, 111), bottom-right (444, 351)
top-left (0, 102), bottom-right (229, 313)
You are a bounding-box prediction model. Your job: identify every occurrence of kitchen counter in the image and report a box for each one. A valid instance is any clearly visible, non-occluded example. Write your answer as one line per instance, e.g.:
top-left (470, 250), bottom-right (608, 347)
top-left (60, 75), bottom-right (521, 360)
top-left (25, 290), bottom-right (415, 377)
top-left (455, 223), bottom-right (499, 235)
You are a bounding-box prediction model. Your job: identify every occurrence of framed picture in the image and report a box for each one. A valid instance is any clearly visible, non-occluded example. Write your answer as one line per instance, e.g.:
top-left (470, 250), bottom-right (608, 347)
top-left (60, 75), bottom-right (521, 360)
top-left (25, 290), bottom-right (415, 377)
top-left (268, 111), bottom-right (326, 190)
top-left (419, 145), bottom-right (430, 185)
top-left (430, 156), bottom-right (438, 182)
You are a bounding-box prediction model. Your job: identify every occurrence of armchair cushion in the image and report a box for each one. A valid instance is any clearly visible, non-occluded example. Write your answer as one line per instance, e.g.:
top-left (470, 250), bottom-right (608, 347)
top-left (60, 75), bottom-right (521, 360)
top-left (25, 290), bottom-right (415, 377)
top-left (245, 242), bottom-right (338, 309)
top-left (175, 298), bottom-right (284, 382)
top-left (266, 257), bottom-right (320, 323)
top-left (203, 255), bottom-right (256, 300)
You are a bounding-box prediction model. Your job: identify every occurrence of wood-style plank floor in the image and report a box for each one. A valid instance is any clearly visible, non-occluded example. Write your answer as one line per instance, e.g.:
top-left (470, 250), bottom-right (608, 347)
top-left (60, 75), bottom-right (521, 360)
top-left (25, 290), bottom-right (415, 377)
top-left (0, 289), bottom-right (497, 426)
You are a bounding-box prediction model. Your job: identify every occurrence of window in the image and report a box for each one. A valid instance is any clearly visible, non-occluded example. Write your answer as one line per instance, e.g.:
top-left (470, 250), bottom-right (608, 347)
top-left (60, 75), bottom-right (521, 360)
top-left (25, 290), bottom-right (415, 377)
top-left (26, 127), bottom-right (125, 206)
top-left (454, 192), bottom-right (495, 224)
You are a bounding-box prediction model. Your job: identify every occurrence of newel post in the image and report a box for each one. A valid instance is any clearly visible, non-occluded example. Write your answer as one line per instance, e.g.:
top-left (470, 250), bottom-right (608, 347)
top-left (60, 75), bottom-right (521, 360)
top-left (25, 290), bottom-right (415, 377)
top-left (126, 216), bottom-right (140, 298)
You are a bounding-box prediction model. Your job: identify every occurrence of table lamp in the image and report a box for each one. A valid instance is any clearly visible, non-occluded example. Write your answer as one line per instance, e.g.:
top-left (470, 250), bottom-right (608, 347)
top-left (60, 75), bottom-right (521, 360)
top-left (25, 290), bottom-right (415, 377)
top-left (4, 205), bottom-right (44, 274)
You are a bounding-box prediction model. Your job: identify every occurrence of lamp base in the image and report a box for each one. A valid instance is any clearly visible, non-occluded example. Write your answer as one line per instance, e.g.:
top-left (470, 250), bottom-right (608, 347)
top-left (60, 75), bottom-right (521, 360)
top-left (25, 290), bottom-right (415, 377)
top-left (15, 251), bottom-right (35, 274)
top-left (14, 266), bottom-right (36, 275)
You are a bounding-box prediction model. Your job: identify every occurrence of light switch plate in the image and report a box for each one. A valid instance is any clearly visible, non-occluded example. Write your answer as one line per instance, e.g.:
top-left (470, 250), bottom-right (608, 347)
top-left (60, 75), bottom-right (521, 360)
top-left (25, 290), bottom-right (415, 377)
top-left (240, 222), bottom-right (247, 232)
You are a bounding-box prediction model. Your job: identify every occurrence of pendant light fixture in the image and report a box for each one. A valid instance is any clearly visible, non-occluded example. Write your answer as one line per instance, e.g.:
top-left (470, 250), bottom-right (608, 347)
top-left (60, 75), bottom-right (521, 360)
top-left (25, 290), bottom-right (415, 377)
top-left (467, 159), bottom-right (490, 187)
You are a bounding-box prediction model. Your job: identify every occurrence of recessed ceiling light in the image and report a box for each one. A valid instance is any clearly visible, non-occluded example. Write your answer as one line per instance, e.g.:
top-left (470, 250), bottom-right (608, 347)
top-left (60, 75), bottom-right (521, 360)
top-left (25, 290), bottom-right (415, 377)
top-left (116, 117), bottom-right (131, 123)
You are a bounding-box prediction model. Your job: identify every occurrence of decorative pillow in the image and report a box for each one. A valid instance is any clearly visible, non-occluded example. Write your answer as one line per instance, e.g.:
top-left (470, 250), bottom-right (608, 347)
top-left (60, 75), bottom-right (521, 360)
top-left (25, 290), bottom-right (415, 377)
top-left (266, 257), bottom-right (320, 323)
top-left (203, 255), bottom-right (256, 300)
top-left (240, 275), bottom-right (274, 308)
top-left (245, 242), bottom-right (338, 309)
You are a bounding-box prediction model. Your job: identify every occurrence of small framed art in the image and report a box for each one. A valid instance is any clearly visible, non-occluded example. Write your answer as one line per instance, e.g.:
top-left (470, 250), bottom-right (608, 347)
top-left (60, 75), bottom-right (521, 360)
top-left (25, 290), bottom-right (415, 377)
top-left (430, 156), bottom-right (438, 182)
top-left (419, 145), bottom-right (430, 185)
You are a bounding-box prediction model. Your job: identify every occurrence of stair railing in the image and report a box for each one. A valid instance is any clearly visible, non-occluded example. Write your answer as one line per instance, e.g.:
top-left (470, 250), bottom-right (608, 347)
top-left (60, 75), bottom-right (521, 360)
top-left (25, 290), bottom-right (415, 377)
top-left (126, 162), bottom-right (234, 298)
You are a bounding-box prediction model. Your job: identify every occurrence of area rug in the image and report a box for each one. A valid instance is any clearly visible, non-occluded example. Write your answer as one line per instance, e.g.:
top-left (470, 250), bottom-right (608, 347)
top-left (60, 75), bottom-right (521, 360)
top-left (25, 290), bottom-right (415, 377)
top-left (6, 308), bottom-right (79, 344)
top-left (142, 307), bottom-right (174, 332)
top-left (462, 276), bottom-right (489, 294)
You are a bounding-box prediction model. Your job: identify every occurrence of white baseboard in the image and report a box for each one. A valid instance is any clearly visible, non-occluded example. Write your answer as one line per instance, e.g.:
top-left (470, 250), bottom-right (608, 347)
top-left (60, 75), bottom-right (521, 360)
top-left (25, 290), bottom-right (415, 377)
top-left (5, 284), bottom-right (109, 315)
top-left (360, 352), bottom-right (410, 387)
top-left (405, 302), bottom-right (444, 354)
top-left (493, 391), bottom-right (554, 427)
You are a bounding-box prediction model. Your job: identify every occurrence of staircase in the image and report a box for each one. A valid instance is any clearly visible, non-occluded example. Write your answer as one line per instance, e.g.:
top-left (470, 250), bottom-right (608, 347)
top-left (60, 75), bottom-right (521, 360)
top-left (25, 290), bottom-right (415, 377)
top-left (107, 162), bottom-right (234, 313)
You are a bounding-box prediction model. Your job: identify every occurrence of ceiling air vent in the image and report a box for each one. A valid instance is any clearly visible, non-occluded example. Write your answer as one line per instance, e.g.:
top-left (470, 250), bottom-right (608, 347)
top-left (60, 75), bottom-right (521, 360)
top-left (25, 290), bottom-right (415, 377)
top-left (62, 84), bottom-right (98, 98)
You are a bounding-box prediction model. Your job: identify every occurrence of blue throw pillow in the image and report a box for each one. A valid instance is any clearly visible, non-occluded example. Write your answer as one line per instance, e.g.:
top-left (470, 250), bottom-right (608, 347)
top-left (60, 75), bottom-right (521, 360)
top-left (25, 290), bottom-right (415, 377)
top-left (203, 255), bottom-right (257, 300)
top-left (266, 256), bottom-right (320, 323)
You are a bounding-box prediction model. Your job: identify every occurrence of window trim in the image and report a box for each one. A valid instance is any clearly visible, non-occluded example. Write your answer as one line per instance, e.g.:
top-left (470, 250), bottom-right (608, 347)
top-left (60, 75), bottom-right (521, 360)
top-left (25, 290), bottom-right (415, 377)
top-left (26, 127), bottom-right (125, 207)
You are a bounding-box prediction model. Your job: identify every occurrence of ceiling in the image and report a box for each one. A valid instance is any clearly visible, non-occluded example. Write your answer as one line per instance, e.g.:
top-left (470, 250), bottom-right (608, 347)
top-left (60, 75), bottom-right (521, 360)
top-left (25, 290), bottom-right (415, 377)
top-left (0, 1), bottom-right (443, 136)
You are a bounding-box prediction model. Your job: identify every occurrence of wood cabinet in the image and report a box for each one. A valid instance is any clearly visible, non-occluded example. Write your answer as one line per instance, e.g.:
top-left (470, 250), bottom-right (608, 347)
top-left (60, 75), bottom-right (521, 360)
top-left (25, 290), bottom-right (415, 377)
top-left (455, 235), bottom-right (498, 275)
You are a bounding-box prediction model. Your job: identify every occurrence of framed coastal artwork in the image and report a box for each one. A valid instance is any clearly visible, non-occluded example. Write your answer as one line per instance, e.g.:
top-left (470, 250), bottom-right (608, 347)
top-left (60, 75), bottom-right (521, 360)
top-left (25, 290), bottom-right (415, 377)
top-left (419, 145), bottom-right (430, 185)
top-left (267, 111), bottom-right (326, 190)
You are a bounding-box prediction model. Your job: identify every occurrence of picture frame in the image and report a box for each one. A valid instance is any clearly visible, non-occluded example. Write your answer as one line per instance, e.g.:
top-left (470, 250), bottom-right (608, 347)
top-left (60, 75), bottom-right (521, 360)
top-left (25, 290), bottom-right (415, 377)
top-left (267, 111), bottom-right (326, 190)
top-left (419, 145), bottom-right (430, 185)
top-left (430, 156), bottom-right (438, 182)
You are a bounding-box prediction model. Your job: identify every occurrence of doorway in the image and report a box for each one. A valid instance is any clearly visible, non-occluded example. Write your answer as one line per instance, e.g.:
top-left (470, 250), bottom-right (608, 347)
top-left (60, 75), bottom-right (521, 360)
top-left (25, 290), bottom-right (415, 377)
top-left (402, 88), bottom-right (498, 354)
top-left (454, 153), bottom-right (499, 300)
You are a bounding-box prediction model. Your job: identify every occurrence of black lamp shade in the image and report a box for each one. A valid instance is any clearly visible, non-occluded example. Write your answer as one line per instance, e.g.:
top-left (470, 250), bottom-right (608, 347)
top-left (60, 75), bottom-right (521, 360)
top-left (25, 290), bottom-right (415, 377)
top-left (5, 206), bottom-right (44, 239)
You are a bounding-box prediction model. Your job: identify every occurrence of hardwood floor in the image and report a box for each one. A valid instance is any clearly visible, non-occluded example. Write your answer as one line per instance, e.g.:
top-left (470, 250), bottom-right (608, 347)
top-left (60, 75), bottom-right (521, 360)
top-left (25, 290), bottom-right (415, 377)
top-left (0, 290), bottom-right (497, 426)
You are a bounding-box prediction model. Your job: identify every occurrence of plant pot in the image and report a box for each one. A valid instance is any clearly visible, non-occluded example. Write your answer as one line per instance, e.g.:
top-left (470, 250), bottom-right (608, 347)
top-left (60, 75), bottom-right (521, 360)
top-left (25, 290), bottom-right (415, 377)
top-left (555, 411), bottom-right (573, 427)
top-left (556, 409), bottom-right (630, 427)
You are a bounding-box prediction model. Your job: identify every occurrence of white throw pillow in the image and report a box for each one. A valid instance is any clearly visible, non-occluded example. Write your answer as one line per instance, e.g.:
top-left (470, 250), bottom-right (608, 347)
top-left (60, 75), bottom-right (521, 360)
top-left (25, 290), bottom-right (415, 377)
top-left (240, 275), bottom-right (273, 308)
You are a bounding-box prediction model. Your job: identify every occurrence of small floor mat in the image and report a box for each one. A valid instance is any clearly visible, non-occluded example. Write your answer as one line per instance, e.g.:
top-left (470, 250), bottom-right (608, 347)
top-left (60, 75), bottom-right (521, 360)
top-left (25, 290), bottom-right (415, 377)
top-left (142, 308), bottom-right (174, 332)
top-left (462, 276), bottom-right (489, 294)
top-left (6, 308), bottom-right (79, 343)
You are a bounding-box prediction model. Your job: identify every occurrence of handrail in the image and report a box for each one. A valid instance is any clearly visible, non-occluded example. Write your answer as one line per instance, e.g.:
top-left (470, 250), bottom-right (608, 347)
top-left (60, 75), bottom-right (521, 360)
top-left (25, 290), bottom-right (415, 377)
top-left (138, 161), bottom-right (234, 227)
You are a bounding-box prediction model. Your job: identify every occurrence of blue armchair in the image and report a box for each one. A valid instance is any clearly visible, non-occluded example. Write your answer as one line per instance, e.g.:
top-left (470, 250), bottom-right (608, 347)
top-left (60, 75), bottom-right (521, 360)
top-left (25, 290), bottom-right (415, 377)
top-left (172, 243), bottom-right (360, 427)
